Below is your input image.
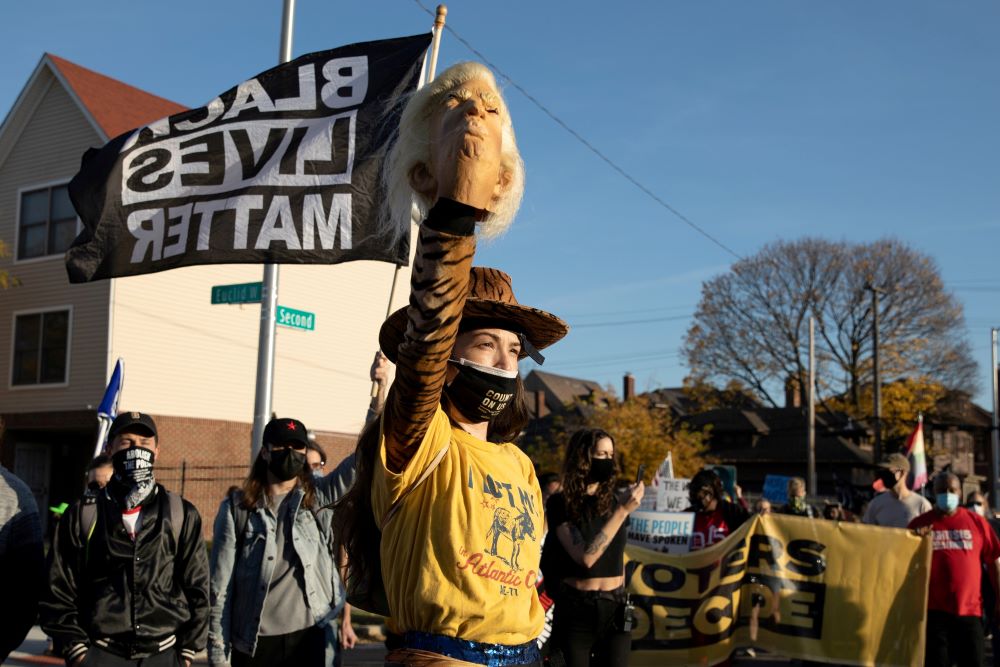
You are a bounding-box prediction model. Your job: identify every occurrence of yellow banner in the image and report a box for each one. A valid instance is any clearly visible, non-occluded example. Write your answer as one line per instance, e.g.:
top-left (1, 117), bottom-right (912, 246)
top-left (626, 514), bottom-right (931, 667)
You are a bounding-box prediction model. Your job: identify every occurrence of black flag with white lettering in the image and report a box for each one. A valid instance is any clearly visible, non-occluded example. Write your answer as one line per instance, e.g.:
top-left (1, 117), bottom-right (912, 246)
top-left (65, 33), bottom-right (432, 283)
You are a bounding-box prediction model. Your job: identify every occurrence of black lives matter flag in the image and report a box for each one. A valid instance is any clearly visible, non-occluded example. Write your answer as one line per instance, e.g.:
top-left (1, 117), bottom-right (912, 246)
top-left (66, 33), bottom-right (432, 283)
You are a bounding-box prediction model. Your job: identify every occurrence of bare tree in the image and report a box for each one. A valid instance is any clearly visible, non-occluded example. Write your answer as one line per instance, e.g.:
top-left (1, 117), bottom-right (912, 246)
top-left (683, 238), bottom-right (976, 410)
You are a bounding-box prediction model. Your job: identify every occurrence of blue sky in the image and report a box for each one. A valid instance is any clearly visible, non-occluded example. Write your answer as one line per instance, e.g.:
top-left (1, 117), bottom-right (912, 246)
top-left (3, 1), bottom-right (998, 404)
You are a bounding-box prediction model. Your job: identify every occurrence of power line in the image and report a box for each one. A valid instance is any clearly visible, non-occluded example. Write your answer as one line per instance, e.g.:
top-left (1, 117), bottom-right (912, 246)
top-left (571, 313), bottom-right (692, 329)
top-left (411, 0), bottom-right (743, 262)
top-left (559, 304), bottom-right (696, 319)
top-left (542, 351), bottom-right (681, 372)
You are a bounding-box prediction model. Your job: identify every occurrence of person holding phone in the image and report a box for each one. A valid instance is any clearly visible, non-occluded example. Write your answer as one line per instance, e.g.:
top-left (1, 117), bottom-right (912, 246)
top-left (541, 428), bottom-right (644, 666)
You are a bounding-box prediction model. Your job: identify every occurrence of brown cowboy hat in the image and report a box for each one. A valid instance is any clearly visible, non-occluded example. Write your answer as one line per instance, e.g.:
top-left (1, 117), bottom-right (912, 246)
top-left (379, 266), bottom-right (569, 364)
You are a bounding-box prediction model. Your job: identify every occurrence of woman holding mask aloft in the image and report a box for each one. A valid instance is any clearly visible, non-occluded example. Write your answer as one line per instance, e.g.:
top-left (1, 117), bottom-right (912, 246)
top-left (542, 429), bottom-right (644, 667)
top-left (334, 61), bottom-right (569, 666)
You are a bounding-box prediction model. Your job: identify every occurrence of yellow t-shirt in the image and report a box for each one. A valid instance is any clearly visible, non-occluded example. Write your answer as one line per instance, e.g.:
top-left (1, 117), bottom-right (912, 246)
top-left (373, 406), bottom-right (545, 645)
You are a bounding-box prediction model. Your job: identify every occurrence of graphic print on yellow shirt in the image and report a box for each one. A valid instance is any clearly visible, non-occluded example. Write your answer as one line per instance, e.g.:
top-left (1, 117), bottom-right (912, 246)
top-left (374, 406), bottom-right (545, 645)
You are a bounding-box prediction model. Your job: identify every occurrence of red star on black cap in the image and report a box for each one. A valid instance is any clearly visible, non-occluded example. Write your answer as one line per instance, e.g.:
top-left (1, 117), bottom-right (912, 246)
top-left (285, 422), bottom-right (296, 430)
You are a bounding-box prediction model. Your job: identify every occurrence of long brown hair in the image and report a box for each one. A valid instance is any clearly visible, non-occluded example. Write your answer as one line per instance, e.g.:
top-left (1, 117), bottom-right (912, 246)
top-left (333, 375), bottom-right (530, 588)
top-left (240, 450), bottom-right (317, 510)
top-left (561, 428), bottom-right (617, 523)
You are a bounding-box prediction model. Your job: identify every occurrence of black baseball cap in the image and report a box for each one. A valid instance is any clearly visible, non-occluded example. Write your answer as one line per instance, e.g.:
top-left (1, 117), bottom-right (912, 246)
top-left (263, 417), bottom-right (309, 449)
top-left (109, 411), bottom-right (158, 439)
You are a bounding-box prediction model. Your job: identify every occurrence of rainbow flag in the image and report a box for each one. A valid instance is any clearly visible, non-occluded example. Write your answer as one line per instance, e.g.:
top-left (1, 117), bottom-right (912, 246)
top-left (905, 415), bottom-right (928, 490)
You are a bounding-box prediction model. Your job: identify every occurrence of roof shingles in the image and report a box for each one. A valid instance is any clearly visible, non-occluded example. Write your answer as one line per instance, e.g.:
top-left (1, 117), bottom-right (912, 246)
top-left (46, 53), bottom-right (187, 140)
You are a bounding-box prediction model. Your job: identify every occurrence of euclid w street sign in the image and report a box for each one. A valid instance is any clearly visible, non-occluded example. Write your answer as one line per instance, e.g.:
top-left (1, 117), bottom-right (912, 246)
top-left (211, 282), bottom-right (262, 305)
top-left (276, 306), bottom-right (315, 331)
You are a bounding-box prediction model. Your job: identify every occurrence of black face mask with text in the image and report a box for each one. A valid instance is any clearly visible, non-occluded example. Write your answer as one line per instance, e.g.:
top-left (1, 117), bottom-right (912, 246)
top-left (444, 358), bottom-right (518, 423)
top-left (109, 445), bottom-right (157, 510)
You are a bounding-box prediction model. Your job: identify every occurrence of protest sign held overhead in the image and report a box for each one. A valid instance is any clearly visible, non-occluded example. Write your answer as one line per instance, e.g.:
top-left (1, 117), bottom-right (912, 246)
top-left (66, 33), bottom-right (432, 283)
top-left (656, 478), bottom-right (690, 512)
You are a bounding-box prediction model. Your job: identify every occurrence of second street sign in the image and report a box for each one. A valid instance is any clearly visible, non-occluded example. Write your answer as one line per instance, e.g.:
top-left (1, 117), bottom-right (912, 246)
top-left (276, 306), bottom-right (315, 331)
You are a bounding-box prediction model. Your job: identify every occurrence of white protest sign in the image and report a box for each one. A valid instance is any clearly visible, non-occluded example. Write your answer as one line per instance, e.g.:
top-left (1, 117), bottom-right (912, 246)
top-left (657, 478), bottom-right (690, 512)
top-left (627, 510), bottom-right (694, 554)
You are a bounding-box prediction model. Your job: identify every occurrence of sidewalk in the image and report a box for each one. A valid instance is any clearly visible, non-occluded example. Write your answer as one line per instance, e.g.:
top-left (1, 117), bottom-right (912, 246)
top-left (7, 626), bottom-right (391, 666)
top-left (9, 626), bottom-right (798, 666)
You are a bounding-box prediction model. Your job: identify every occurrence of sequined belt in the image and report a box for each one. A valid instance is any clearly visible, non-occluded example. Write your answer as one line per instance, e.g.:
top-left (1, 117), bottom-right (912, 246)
top-left (403, 631), bottom-right (541, 666)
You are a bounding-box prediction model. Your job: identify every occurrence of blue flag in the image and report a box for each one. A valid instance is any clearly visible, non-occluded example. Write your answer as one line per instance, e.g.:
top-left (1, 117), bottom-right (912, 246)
top-left (93, 358), bottom-right (124, 457)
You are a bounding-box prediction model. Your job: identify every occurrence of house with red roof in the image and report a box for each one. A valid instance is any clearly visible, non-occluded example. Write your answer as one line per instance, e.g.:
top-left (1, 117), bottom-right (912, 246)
top-left (0, 55), bottom-right (409, 533)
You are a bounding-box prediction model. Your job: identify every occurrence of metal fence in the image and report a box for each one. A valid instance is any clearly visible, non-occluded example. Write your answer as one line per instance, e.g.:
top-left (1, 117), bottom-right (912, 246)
top-left (156, 463), bottom-right (249, 534)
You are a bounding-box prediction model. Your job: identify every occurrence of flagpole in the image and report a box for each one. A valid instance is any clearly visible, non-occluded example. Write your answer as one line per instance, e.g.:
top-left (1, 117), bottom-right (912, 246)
top-left (808, 316), bottom-right (816, 497)
top-left (991, 328), bottom-right (999, 512)
top-left (251, 0), bottom-right (295, 462)
top-left (371, 4), bottom-right (448, 399)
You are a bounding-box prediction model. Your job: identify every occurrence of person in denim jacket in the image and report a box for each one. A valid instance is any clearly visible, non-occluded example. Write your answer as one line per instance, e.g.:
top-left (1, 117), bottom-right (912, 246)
top-left (208, 417), bottom-right (355, 667)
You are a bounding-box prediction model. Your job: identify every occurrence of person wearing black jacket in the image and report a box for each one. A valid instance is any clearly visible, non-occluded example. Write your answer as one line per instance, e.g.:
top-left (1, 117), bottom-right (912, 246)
top-left (41, 412), bottom-right (210, 666)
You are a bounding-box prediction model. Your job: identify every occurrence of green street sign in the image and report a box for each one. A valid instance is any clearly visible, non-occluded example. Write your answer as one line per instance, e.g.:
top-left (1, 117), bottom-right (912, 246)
top-left (276, 305), bottom-right (315, 331)
top-left (211, 282), bottom-right (262, 305)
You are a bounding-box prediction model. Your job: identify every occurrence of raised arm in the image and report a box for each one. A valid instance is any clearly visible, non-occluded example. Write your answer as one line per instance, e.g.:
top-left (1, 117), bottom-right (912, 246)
top-left (382, 199), bottom-right (478, 473)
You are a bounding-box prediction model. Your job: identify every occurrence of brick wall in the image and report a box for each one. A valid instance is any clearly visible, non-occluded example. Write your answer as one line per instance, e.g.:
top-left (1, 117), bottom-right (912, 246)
top-left (150, 414), bottom-right (358, 537)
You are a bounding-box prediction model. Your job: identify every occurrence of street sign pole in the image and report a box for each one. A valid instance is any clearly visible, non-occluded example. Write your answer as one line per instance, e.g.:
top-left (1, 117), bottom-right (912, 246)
top-left (251, 0), bottom-right (294, 462)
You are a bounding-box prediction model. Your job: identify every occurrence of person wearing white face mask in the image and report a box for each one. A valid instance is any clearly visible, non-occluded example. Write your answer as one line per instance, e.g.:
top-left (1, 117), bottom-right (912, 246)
top-left (966, 491), bottom-right (988, 517)
top-left (909, 473), bottom-right (1000, 667)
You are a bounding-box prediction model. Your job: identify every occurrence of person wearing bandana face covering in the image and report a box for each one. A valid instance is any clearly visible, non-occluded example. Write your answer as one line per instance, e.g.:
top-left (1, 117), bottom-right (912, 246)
top-left (41, 412), bottom-right (210, 667)
top-left (332, 63), bottom-right (569, 667)
top-left (540, 429), bottom-right (644, 666)
top-left (208, 417), bottom-right (356, 667)
top-left (862, 453), bottom-right (931, 528)
top-left (909, 473), bottom-right (1000, 667)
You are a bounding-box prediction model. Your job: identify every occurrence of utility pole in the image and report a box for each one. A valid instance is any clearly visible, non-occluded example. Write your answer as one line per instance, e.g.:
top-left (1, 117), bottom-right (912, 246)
top-left (865, 283), bottom-right (883, 463)
top-left (808, 316), bottom-right (817, 496)
top-left (250, 0), bottom-right (295, 461)
top-left (992, 328), bottom-right (999, 512)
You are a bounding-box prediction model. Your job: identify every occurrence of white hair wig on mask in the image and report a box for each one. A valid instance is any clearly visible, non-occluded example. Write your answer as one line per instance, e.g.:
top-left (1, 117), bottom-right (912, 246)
top-left (380, 62), bottom-right (525, 247)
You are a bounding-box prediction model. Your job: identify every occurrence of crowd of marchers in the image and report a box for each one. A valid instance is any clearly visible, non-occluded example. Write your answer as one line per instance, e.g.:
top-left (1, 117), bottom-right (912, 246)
top-left (2, 60), bottom-right (1000, 667)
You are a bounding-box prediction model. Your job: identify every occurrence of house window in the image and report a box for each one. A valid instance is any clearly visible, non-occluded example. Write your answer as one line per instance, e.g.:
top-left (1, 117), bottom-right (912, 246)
top-left (11, 309), bottom-right (70, 386)
top-left (17, 184), bottom-right (77, 259)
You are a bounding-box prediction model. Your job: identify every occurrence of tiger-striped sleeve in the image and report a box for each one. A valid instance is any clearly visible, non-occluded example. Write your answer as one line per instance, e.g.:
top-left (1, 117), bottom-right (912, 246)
top-left (383, 198), bottom-right (478, 473)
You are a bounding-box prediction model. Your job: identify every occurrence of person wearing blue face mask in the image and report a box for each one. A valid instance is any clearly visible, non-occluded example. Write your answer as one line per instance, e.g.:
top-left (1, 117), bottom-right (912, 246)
top-left (909, 472), bottom-right (1000, 667)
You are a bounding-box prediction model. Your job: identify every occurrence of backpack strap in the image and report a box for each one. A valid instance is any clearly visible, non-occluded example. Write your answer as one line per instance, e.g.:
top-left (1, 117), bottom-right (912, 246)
top-left (80, 501), bottom-right (98, 566)
top-left (165, 490), bottom-right (184, 544)
top-left (380, 443), bottom-right (449, 530)
top-left (229, 489), bottom-right (250, 552)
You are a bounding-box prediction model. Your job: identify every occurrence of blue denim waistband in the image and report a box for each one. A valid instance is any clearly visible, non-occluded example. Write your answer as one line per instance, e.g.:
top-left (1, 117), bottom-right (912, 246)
top-left (403, 631), bottom-right (540, 666)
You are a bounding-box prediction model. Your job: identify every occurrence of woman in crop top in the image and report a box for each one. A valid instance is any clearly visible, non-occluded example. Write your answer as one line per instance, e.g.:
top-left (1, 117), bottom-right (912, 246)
top-left (542, 429), bottom-right (644, 666)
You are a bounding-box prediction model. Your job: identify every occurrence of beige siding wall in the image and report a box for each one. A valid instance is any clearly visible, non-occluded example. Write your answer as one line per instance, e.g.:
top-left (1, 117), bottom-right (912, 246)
top-left (0, 70), bottom-right (110, 413)
top-left (0, 64), bottom-right (415, 441)
top-left (111, 258), bottom-right (410, 436)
